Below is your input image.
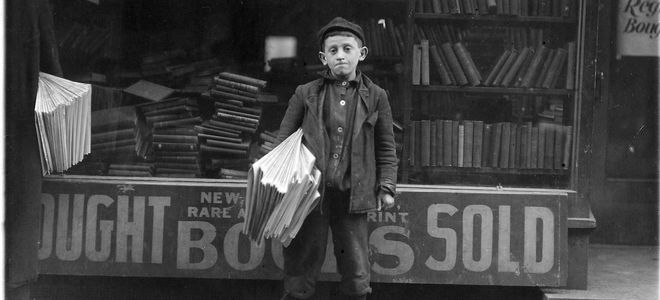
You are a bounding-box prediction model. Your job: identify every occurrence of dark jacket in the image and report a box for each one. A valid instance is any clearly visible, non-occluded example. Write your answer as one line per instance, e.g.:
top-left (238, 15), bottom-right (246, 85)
top-left (277, 74), bottom-right (397, 213)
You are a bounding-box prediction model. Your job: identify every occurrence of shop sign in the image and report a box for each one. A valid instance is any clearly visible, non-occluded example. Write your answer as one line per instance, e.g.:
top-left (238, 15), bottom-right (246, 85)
top-left (617, 0), bottom-right (660, 57)
top-left (38, 180), bottom-right (567, 286)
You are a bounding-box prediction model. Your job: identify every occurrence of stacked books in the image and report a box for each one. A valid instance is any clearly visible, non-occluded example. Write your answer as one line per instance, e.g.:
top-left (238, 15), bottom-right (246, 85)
top-left (200, 72), bottom-right (272, 168)
top-left (35, 72), bottom-right (92, 175)
top-left (138, 97), bottom-right (203, 177)
top-left (415, 0), bottom-right (575, 17)
top-left (243, 129), bottom-right (321, 247)
top-left (408, 119), bottom-right (572, 170)
top-left (90, 106), bottom-right (141, 160)
top-left (256, 130), bottom-right (278, 158)
top-left (107, 163), bottom-right (155, 177)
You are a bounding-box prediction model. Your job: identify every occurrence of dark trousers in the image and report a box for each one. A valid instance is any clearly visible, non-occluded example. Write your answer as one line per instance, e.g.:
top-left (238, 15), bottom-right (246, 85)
top-left (283, 188), bottom-right (371, 299)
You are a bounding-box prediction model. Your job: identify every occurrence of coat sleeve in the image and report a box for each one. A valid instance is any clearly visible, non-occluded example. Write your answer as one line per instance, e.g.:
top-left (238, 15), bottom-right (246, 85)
top-left (276, 85), bottom-right (305, 144)
top-left (374, 89), bottom-right (398, 195)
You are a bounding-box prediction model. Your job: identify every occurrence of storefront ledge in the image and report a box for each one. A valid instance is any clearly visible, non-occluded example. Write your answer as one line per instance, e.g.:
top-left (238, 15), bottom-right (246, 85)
top-left (541, 288), bottom-right (617, 300)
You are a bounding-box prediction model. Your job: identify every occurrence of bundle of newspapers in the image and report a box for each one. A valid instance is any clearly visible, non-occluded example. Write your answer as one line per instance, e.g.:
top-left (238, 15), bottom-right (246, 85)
top-left (35, 72), bottom-right (92, 174)
top-left (243, 128), bottom-right (321, 247)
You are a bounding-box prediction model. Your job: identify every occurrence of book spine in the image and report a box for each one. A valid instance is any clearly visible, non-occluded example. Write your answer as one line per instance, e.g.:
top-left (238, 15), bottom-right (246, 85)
top-left (453, 42), bottom-right (482, 86)
top-left (408, 122), bottom-right (416, 167)
top-left (473, 121), bottom-right (483, 167)
top-left (421, 119), bottom-right (431, 166)
top-left (531, 127), bottom-right (539, 168)
top-left (435, 120), bottom-right (444, 166)
top-left (208, 119), bottom-right (257, 134)
top-left (443, 120), bottom-right (453, 166)
top-left (492, 49), bottom-right (518, 86)
top-left (216, 72), bottom-right (267, 88)
top-left (217, 112), bottom-right (260, 125)
top-left (542, 47), bottom-right (568, 88)
top-left (153, 117), bottom-right (202, 129)
top-left (210, 90), bottom-right (258, 103)
top-left (543, 124), bottom-right (555, 169)
top-left (499, 122), bottom-right (511, 168)
top-left (458, 124), bottom-right (465, 167)
top-left (565, 41), bottom-right (576, 89)
top-left (421, 40), bottom-right (431, 85)
top-left (441, 42), bottom-right (469, 85)
top-left (213, 84), bottom-right (258, 99)
top-left (430, 120), bottom-right (437, 166)
top-left (214, 77), bottom-right (260, 94)
top-left (553, 125), bottom-right (564, 169)
top-left (429, 45), bottom-right (453, 85)
top-left (521, 44), bottom-right (549, 87)
top-left (464, 121), bottom-right (474, 167)
top-left (535, 48), bottom-right (557, 87)
top-left (153, 134), bottom-right (198, 144)
top-left (412, 44), bottom-right (422, 85)
top-left (562, 125), bottom-right (573, 169)
top-left (154, 143), bottom-right (198, 152)
top-left (482, 123), bottom-right (492, 167)
top-left (450, 121), bottom-right (458, 166)
top-left (200, 144), bottom-right (246, 155)
top-left (484, 49), bottom-right (511, 86)
top-left (509, 123), bottom-right (518, 169)
top-left (537, 124), bottom-right (546, 168)
top-left (501, 47), bottom-right (532, 87)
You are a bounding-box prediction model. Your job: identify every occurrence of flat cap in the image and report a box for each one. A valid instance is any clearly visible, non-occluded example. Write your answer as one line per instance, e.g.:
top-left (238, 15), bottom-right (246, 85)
top-left (317, 17), bottom-right (365, 46)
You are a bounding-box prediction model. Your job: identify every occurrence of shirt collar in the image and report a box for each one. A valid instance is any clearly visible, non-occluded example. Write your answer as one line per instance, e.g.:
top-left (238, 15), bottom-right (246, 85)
top-left (319, 69), bottom-right (362, 87)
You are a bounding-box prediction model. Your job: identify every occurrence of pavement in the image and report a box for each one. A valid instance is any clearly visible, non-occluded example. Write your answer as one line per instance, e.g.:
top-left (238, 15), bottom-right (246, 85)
top-left (543, 244), bottom-right (659, 300)
top-left (28, 244), bottom-right (659, 300)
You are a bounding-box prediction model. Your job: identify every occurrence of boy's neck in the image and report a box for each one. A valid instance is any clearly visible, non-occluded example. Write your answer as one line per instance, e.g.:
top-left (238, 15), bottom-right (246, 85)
top-left (330, 70), bottom-right (357, 82)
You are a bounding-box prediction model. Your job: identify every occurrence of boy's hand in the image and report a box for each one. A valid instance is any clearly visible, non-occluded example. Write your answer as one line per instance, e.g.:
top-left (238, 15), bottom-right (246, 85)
top-left (377, 191), bottom-right (395, 210)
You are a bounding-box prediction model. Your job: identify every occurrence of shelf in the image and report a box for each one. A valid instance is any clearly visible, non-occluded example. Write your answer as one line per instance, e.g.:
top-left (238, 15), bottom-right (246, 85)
top-left (410, 166), bottom-right (569, 176)
top-left (412, 85), bottom-right (574, 96)
top-left (414, 13), bottom-right (577, 24)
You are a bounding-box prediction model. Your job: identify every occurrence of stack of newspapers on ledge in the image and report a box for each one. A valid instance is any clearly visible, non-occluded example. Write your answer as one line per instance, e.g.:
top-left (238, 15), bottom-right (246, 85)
top-left (35, 72), bottom-right (92, 175)
top-left (243, 128), bottom-right (321, 247)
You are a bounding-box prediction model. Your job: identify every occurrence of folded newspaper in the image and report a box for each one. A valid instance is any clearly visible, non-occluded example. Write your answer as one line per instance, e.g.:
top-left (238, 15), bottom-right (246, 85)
top-left (35, 72), bottom-right (92, 175)
top-left (243, 128), bottom-right (321, 247)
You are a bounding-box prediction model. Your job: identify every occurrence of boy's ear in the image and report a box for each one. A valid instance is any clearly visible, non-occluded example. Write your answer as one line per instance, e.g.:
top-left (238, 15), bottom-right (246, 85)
top-left (319, 51), bottom-right (328, 65)
top-left (359, 46), bottom-right (368, 61)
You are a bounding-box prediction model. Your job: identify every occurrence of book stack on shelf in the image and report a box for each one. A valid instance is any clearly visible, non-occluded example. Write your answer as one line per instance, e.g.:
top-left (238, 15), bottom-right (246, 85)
top-left (413, 39), bottom-right (482, 86)
top-left (407, 119), bottom-right (571, 171)
top-left (359, 19), bottom-right (406, 58)
top-left (201, 72), bottom-right (274, 177)
top-left (414, 0), bottom-right (575, 17)
top-left (90, 106), bottom-right (142, 161)
top-left (138, 97), bottom-right (203, 178)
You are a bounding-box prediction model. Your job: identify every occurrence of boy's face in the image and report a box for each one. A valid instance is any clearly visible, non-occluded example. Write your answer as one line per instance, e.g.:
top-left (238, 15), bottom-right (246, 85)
top-left (319, 35), bottom-right (367, 81)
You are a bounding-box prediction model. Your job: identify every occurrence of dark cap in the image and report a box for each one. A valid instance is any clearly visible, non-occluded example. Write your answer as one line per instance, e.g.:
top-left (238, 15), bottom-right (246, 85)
top-left (317, 17), bottom-right (365, 47)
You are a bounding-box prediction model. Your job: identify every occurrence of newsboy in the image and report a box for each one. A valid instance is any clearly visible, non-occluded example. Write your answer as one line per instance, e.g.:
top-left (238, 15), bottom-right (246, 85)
top-left (275, 17), bottom-right (398, 300)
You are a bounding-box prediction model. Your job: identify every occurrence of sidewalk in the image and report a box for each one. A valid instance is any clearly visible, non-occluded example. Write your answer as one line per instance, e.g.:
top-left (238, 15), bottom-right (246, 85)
top-left (544, 244), bottom-right (659, 300)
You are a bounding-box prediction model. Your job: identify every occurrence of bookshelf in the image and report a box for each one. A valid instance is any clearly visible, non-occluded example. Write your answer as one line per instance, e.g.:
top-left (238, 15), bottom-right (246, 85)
top-left (401, 0), bottom-right (584, 189)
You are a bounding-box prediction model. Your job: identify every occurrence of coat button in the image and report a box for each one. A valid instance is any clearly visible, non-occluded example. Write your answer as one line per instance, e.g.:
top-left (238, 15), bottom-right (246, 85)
top-left (332, 153), bottom-right (339, 159)
top-left (340, 100), bottom-right (346, 106)
top-left (337, 127), bottom-right (343, 133)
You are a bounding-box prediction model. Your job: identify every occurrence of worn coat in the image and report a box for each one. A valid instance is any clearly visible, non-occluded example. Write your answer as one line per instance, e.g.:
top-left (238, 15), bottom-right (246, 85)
top-left (276, 74), bottom-right (397, 213)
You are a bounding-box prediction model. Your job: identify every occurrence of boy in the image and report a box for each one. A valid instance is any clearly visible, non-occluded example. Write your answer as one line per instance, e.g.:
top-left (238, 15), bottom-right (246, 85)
top-left (276, 17), bottom-right (398, 300)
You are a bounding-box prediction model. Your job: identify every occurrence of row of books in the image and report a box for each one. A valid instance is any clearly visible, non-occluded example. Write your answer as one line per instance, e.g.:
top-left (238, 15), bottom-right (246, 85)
top-left (57, 22), bottom-right (120, 60)
top-left (413, 40), bottom-right (575, 89)
top-left (413, 23), bottom-right (558, 50)
top-left (358, 19), bottom-right (405, 58)
top-left (91, 106), bottom-right (149, 160)
top-left (415, 0), bottom-right (575, 17)
top-left (483, 42), bottom-right (575, 89)
top-left (408, 119), bottom-right (572, 170)
top-left (412, 41), bottom-right (482, 86)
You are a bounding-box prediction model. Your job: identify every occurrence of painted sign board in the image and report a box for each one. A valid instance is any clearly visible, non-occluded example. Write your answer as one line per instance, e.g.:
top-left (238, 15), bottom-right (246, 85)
top-left (617, 0), bottom-right (660, 58)
top-left (38, 178), bottom-right (567, 286)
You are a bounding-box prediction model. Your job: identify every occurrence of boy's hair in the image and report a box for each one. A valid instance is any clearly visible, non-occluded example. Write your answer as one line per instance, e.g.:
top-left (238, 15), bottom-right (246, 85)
top-left (317, 17), bottom-right (365, 50)
top-left (320, 30), bottom-right (364, 50)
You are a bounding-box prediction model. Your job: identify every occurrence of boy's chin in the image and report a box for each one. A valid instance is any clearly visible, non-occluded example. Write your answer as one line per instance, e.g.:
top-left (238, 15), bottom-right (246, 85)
top-left (330, 69), bottom-right (355, 79)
